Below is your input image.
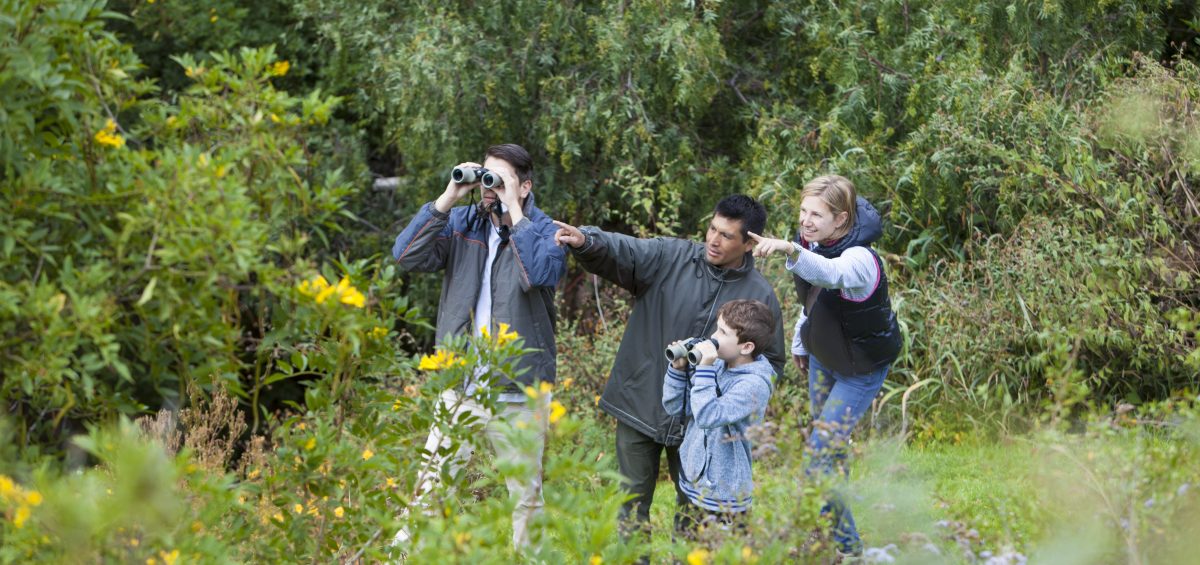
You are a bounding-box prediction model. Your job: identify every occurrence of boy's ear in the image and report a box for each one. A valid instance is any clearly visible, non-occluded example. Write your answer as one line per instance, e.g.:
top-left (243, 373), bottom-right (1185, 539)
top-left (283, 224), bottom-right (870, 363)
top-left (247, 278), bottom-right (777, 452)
top-left (738, 341), bottom-right (756, 357)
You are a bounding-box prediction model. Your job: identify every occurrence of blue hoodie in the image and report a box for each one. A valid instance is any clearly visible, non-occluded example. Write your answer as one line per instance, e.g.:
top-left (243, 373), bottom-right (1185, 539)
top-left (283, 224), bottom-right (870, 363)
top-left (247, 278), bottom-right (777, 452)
top-left (662, 355), bottom-right (775, 513)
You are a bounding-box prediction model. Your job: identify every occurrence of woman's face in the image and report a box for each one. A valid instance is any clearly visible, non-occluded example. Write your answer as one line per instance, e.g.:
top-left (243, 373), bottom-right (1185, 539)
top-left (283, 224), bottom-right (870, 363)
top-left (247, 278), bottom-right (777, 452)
top-left (799, 195), bottom-right (849, 244)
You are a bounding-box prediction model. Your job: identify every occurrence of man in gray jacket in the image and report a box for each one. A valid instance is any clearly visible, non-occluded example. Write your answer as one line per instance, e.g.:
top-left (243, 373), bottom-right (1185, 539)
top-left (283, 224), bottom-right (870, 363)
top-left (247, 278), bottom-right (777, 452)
top-left (392, 143), bottom-right (565, 550)
top-left (553, 195), bottom-right (785, 539)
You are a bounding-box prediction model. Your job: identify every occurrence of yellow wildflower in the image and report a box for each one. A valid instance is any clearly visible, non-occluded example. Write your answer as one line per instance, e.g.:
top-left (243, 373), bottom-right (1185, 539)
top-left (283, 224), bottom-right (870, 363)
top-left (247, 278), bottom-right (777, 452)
top-left (418, 349), bottom-right (464, 371)
top-left (687, 548), bottom-right (710, 565)
top-left (160, 549), bottom-right (179, 565)
top-left (334, 506), bottom-right (345, 518)
top-left (293, 503), bottom-right (304, 514)
top-left (13, 505), bottom-right (30, 528)
top-left (549, 401), bottom-right (566, 424)
top-left (304, 437), bottom-right (316, 451)
top-left (386, 477), bottom-right (397, 488)
top-left (247, 468), bottom-right (261, 480)
top-left (741, 546), bottom-right (757, 563)
top-left (594, 394), bottom-right (601, 406)
top-left (0, 475), bottom-right (13, 498)
top-left (495, 322), bottom-right (519, 346)
top-left (525, 381), bottom-right (552, 400)
top-left (306, 505), bottom-right (319, 517)
top-left (25, 491), bottom-right (42, 506)
top-left (339, 286), bottom-right (366, 308)
top-left (454, 532), bottom-right (471, 547)
top-left (270, 113), bottom-right (281, 123)
top-left (270, 61), bottom-right (290, 77)
top-left (146, 559), bottom-right (157, 565)
top-left (590, 556), bottom-right (603, 565)
top-left (130, 538), bottom-right (140, 547)
top-left (273, 512), bottom-right (284, 522)
top-left (391, 399), bottom-right (402, 411)
top-left (362, 448), bottom-right (374, 461)
top-left (94, 119), bottom-right (125, 149)
top-left (210, 15), bottom-right (218, 22)
top-left (561, 377), bottom-right (574, 389)
top-left (370, 326), bottom-right (388, 339)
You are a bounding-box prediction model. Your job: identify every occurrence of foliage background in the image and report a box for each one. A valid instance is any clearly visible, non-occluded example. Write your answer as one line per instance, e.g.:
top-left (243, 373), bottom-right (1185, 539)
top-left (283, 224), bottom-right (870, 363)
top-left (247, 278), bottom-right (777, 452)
top-left (1, 0), bottom-right (1198, 562)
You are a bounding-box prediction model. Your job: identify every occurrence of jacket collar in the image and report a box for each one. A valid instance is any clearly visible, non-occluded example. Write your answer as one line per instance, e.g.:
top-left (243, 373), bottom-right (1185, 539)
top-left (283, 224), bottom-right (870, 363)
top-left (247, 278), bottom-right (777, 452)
top-left (696, 248), bottom-right (757, 282)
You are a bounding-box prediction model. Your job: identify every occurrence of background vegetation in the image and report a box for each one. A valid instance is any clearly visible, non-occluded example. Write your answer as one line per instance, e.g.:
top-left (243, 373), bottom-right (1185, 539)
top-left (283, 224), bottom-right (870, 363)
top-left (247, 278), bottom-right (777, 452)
top-left (1, 0), bottom-right (1198, 562)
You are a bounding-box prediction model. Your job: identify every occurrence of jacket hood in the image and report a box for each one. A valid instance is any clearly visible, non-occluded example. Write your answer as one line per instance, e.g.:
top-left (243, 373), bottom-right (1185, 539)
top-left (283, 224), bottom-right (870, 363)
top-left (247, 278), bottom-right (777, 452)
top-left (720, 354), bottom-right (776, 394)
top-left (795, 196), bottom-right (883, 258)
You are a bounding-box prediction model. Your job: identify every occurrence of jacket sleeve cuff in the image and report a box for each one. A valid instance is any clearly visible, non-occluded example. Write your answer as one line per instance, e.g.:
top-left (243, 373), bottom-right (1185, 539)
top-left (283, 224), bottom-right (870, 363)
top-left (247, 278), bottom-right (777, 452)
top-left (571, 227), bottom-right (599, 254)
top-left (425, 201), bottom-right (451, 220)
top-left (666, 366), bottom-right (689, 382)
top-left (692, 367), bottom-right (718, 380)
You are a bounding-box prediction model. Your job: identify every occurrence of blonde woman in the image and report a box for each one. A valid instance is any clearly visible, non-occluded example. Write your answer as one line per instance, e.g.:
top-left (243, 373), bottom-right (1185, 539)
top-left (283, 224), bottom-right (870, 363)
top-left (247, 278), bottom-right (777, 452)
top-left (749, 175), bottom-right (902, 558)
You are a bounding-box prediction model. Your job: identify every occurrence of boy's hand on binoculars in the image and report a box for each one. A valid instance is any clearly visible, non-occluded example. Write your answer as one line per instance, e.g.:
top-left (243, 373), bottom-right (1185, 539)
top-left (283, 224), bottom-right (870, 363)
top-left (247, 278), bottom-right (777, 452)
top-left (552, 221), bottom-right (585, 248)
top-left (691, 340), bottom-right (718, 366)
top-left (747, 232), bottom-right (794, 258)
top-left (668, 340), bottom-right (690, 370)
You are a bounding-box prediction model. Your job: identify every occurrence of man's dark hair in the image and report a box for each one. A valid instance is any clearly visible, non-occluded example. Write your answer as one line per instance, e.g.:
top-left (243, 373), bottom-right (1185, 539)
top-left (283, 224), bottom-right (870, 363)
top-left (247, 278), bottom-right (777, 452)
top-left (713, 194), bottom-right (766, 240)
top-left (717, 299), bottom-right (775, 357)
top-left (485, 143), bottom-right (534, 185)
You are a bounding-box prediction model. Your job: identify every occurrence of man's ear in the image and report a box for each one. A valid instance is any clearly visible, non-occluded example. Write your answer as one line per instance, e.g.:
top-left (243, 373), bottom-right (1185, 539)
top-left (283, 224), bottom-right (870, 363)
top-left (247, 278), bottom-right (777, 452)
top-left (519, 179), bottom-right (532, 199)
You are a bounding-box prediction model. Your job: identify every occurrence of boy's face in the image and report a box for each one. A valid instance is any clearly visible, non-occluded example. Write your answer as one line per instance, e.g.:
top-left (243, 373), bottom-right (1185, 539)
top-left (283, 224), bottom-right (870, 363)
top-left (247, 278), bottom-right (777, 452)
top-left (710, 315), bottom-right (754, 362)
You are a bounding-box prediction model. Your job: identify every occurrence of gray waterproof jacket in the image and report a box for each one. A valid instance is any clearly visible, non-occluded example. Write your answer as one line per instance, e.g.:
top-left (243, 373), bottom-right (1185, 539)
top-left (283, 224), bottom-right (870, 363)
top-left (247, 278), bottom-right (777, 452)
top-left (572, 227), bottom-right (785, 444)
top-left (393, 194), bottom-right (566, 387)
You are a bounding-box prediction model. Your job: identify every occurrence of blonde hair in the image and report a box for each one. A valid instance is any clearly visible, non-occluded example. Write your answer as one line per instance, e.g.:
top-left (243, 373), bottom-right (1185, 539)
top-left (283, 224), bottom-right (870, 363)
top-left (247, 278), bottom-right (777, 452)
top-left (800, 175), bottom-right (857, 240)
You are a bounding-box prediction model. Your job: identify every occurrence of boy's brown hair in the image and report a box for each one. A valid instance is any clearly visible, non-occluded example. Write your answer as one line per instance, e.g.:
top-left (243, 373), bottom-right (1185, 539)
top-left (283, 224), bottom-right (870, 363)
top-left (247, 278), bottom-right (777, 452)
top-left (717, 299), bottom-right (775, 357)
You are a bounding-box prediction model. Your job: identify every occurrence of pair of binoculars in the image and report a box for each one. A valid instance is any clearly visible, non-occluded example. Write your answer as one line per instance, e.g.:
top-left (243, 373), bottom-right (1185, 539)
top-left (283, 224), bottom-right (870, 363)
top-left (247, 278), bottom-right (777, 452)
top-left (452, 165), bottom-right (501, 189)
top-left (664, 337), bottom-right (718, 366)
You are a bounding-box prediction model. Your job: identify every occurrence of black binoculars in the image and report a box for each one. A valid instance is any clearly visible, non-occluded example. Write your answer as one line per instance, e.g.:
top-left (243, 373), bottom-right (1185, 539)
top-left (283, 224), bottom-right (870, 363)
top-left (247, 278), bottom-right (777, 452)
top-left (664, 337), bottom-right (718, 366)
top-left (452, 166), bottom-right (501, 189)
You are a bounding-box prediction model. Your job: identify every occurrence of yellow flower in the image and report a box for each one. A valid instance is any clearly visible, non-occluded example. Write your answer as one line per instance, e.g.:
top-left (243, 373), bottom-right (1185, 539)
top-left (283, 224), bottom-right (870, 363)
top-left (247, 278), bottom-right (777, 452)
top-left (418, 349), bottom-right (465, 371)
top-left (454, 531), bottom-right (471, 547)
top-left (24, 491), bottom-right (42, 506)
top-left (13, 505), bottom-right (30, 528)
top-left (334, 506), bottom-right (344, 518)
top-left (590, 556), bottom-right (603, 565)
top-left (270, 113), bottom-right (281, 123)
top-left (304, 437), bottom-right (316, 451)
top-left (293, 503), bottom-right (304, 514)
top-left (160, 549), bottom-right (179, 565)
top-left (270, 61), bottom-right (291, 77)
top-left (130, 538), bottom-right (140, 547)
top-left (0, 475), bottom-right (14, 498)
top-left (741, 546), bottom-right (757, 563)
top-left (273, 512), bottom-right (284, 522)
top-left (370, 326), bottom-right (388, 339)
top-left (495, 322), bottom-right (519, 346)
top-left (386, 477), bottom-right (397, 488)
top-left (549, 401), bottom-right (566, 424)
top-left (184, 66), bottom-right (205, 78)
top-left (391, 399), bottom-right (402, 411)
top-left (687, 548), bottom-right (710, 565)
top-left (594, 394), bottom-right (601, 406)
top-left (362, 448), bottom-right (374, 461)
top-left (524, 381), bottom-right (552, 400)
top-left (209, 15), bottom-right (218, 22)
top-left (146, 559), bottom-right (157, 565)
top-left (94, 119), bottom-right (125, 148)
top-left (339, 287), bottom-right (366, 308)
top-left (561, 377), bottom-right (574, 389)
top-left (247, 468), bottom-right (260, 480)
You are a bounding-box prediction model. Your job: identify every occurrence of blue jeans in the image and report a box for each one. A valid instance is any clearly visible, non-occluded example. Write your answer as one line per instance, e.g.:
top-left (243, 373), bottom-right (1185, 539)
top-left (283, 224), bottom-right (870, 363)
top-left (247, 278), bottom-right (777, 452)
top-left (805, 356), bottom-right (889, 554)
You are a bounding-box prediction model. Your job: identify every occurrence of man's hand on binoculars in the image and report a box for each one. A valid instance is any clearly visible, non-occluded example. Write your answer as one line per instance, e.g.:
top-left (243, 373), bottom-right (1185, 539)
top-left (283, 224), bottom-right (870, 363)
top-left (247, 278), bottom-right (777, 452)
top-left (436, 161), bottom-right (483, 213)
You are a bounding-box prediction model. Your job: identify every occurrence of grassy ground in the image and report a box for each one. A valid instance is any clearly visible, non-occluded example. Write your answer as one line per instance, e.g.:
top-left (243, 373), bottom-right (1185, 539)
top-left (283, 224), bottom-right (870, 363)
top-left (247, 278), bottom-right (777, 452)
top-left (577, 415), bottom-right (1200, 564)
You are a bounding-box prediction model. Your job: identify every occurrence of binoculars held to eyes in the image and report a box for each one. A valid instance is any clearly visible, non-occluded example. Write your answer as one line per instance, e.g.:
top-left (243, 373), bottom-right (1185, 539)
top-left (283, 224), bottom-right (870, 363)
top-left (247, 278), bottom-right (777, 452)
top-left (664, 337), bottom-right (718, 366)
top-left (452, 166), bottom-right (501, 189)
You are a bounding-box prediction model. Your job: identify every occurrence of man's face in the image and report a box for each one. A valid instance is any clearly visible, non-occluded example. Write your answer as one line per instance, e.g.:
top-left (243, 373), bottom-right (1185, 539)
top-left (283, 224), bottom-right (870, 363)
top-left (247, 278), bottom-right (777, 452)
top-left (481, 156), bottom-right (530, 207)
top-left (704, 214), bottom-right (754, 269)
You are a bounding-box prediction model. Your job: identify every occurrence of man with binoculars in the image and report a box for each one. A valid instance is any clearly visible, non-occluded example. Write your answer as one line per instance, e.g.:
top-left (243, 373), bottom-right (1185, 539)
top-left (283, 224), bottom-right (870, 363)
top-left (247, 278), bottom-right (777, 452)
top-left (553, 194), bottom-right (785, 547)
top-left (391, 143), bottom-right (565, 551)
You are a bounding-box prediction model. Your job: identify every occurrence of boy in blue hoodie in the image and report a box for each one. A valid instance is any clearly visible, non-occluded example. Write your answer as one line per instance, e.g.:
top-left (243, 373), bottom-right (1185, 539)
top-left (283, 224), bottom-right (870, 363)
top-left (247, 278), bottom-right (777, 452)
top-left (662, 299), bottom-right (777, 537)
